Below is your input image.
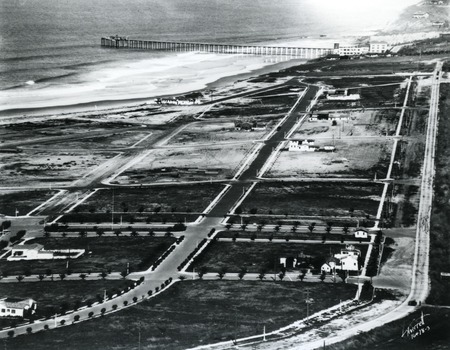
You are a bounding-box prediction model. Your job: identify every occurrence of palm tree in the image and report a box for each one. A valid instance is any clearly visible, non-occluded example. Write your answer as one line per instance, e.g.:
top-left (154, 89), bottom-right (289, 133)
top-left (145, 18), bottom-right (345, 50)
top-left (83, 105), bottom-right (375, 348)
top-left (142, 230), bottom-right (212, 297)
top-left (59, 273), bottom-right (66, 281)
top-left (79, 230), bottom-right (87, 238)
top-left (38, 274), bottom-right (45, 281)
top-left (114, 229), bottom-right (122, 237)
top-left (241, 224), bottom-right (247, 231)
top-left (148, 229), bottom-right (155, 237)
top-left (291, 226), bottom-right (297, 233)
top-left (278, 272), bottom-right (285, 281)
top-left (217, 267), bottom-right (227, 280)
top-left (130, 230), bottom-right (139, 237)
top-left (307, 224), bottom-right (315, 234)
top-left (342, 225), bottom-right (349, 234)
top-left (258, 269), bottom-right (266, 281)
top-left (96, 229), bottom-right (105, 237)
top-left (325, 225), bottom-right (332, 234)
top-left (197, 266), bottom-right (207, 279)
top-left (238, 267), bottom-right (247, 280)
top-left (16, 275), bottom-right (24, 282)
top-left (99, 271), bottom-right (108, 279)
top-left (79, 274), bottom-right (87, 280)
top-left (274, 225), bottom-right (280, 233)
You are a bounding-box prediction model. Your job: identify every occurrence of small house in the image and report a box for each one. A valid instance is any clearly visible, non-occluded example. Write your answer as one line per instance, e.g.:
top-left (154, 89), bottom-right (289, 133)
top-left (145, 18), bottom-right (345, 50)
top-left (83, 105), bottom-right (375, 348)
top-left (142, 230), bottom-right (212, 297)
top-left (0, 298), bottom-right (36, 318)
top-left (354, 229), bottom-right (368, 239)
top-left (412, 12), bottom-right (429, 18)
top-left (10, 244), bottom-right (53, 260)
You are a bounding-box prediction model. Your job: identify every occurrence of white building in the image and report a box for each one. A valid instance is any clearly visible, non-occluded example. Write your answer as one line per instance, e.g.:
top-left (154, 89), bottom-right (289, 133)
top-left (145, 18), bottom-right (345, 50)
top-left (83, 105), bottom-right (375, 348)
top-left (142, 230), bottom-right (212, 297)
top-left (0, 298), bottom-right (36, 318)
top-left (288, 139), bottom-right (317, 152)
top-left (354, 229), bottom-right (369, 239)
top-left (334, 44), bottom-right (369, 56)
top-left (8, 243), bottom-right (84, 261)
top-left (9, 243), bottom-right (53, 260)
top-left (369, 42), bottom-right (388, 54)
top-left (340, 256), bottom-right (359, 271)
top-left (413, 12), bottom-right (429, 18)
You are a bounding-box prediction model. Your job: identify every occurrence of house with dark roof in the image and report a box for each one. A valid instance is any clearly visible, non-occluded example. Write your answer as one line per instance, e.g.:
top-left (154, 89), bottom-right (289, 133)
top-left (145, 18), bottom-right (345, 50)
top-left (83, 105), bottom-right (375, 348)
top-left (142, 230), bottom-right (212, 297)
top-left (0, 298), bottom-right (36, 318)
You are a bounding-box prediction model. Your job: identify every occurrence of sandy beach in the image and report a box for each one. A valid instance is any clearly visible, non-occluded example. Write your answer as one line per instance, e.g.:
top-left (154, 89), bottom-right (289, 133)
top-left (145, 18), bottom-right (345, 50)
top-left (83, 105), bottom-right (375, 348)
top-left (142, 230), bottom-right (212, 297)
top-left (0, 0), bottom-right (428, 117)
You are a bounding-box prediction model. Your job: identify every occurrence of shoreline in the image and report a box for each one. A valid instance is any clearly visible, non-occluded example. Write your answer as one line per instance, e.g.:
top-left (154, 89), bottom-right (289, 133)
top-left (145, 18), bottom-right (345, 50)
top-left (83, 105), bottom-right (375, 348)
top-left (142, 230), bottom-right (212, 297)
top-left (0, 0), bottom-right (428, 119)
top-left (0, 57), bottom-right (307, 118)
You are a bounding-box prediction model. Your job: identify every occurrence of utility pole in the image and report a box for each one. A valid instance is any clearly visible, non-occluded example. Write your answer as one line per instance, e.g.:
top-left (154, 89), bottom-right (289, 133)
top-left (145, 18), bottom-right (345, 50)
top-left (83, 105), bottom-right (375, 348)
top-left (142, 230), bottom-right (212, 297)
top-left (305, 289), bottom-right (310, 321)
top-left (138, 322), bottom-right (141, 350)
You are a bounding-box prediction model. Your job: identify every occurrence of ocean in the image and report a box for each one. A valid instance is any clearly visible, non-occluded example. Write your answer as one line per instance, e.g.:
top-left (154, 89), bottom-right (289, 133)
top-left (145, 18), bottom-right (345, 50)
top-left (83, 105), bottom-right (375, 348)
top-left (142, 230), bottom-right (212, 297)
top-left (0, 0), bottom-right (418, 112)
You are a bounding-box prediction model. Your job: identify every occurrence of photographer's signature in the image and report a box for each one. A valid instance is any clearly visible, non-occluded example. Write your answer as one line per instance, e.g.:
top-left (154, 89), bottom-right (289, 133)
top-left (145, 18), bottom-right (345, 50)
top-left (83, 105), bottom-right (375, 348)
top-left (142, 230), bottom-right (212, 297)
top-left (401, 311), bottom-right (431, 340)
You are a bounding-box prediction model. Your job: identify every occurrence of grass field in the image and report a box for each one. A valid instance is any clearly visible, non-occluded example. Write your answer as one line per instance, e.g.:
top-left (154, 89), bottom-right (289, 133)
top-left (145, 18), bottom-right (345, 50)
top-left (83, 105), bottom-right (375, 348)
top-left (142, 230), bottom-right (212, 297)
top-left (72, 184), bottom-right (225, 214)
top-left (0, 237), bottom-right (175, 275)
top-left (0, 280), bottom-right (134, 324)
top-left (0, 190), bottom-right (57, 216)
top-left (4, 281), bottom-right (357, 350)
top-left (189, 241), bottom-right (368, 273)
top-left (239, 182), bottom-right (382, 218)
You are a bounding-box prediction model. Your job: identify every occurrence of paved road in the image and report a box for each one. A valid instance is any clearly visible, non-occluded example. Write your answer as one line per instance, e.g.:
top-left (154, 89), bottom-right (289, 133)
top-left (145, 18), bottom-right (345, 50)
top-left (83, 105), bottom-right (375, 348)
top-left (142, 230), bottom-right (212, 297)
top-left (0, 82), bottom-right (318, 339)
top-left (199, 65), bottom-right (442, 350)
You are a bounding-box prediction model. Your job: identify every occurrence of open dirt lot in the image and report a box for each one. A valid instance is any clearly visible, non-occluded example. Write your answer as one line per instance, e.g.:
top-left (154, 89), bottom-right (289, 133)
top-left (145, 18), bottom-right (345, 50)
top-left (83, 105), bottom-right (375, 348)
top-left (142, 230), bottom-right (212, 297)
top-left (116, 143), bottom-right (257, 184)
top-left (168, 120), bottom-right (277, 146)
top-left (268, 138), bottom-right (392, 179)
top-left (0, 150), bottom-right (114, 187)
top-left (239, 182), bottom-right (382, 218)
top-left (295, 109), bottom-right (400, 139)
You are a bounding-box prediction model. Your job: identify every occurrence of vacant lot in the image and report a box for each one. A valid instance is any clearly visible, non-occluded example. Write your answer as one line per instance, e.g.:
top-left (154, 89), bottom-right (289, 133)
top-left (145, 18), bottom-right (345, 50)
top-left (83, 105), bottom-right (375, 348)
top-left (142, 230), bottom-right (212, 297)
top-left (0, 237), bottom-right (175, 275)
top-left (269, 138), bottom-right (392, 179)
top-left (190, 241), bottom-right (368, 273)
top-left (0, 190), bottom-right (57, 216)
top-left (239, 182), bottom-right (382, 218)
top-left (73, 184), bottom-right (225, 214)
top-left (168, 120), bottom-right (275, 146)
top-left (296, 109), bottom-right (399, 139)
top-left (303, 76), bottom-right (406, 89)
top-left (6, 281), bottom-right (357, 350)
top-left (116, 143), bottom-right (256, 184)
top-left (0, 150), bottom-right (114, 187)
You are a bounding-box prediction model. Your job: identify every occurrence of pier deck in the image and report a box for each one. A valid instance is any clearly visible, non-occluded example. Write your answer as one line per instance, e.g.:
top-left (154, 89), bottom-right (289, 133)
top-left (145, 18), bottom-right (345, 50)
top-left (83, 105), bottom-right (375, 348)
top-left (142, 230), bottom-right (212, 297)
top-left (101, 36), bottom-right (334, 58)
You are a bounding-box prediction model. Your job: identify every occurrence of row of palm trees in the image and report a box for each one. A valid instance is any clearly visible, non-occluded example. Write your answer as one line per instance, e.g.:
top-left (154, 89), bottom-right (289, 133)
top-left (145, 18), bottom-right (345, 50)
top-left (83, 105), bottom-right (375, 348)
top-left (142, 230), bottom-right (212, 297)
top-left (226, 222), bottom-right (352, 234)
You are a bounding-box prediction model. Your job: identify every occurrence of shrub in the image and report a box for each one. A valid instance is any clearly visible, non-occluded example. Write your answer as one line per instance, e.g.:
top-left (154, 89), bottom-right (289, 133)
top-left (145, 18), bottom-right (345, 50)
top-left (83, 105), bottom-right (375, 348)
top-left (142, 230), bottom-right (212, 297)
top-left (132, 297), bottom-right (138, 303)
top-left (44, 324), bottom-right (49, 330)
top-left (88, 312), bottom-right (94, 318)
top-left (101, 308), bottom-right (106, 315)
top-left (26, 327), bottom-right (32, 334)
top-left (7, 330), bottom-right (14, 338)
top-left (60, 320), bottom-right (65, 325)
top-left (74, 315), bottom-right (80, 322)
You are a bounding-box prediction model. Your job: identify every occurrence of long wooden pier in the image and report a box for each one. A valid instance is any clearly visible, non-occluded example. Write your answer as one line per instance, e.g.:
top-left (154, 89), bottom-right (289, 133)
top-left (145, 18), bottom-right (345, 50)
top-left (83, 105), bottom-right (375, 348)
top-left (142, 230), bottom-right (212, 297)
top-left (101, 36), bottom-right (334, 58)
